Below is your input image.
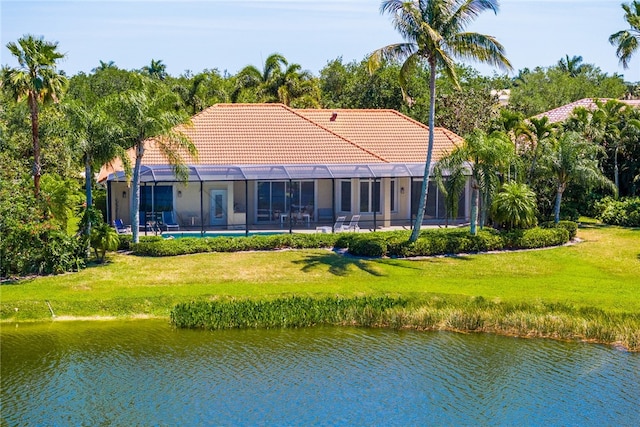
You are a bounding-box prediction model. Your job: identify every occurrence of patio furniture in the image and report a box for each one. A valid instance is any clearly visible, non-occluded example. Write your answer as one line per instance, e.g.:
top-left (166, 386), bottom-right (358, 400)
top-left (316, 216), bottom-right (346, 233)
top-left (113, 219), bottom-right (131, 234)
top-left (344, 215), bottom-right (360, 232)
top-left (161, 211), bottom-right (180, 231)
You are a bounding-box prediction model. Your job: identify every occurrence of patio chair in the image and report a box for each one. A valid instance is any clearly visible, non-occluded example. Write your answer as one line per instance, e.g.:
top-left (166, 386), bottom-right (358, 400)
top-left (161, 211), bottom-right (180, 231)
top-left (345, 215), bottom-right (360, 232)
top-left (315, 215), bottom-right (346, 233)
top-left (113, 219), bottom-right (131, 234)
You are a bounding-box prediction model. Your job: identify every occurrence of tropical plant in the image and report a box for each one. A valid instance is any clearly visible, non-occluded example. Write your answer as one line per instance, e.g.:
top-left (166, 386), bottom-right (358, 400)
top-left (368, 0), bottom-right (511, 242)
top-left (90, 222), bottom-right (120, 262)
top-left (609, 1), bottom-right (640, 69)
top-left (1, 35), bottom-right (67, 198)
top-left (491, 182), bottom-right (537, 230)
top-left (541, 131), bottom-right (616, 223)
top-left (112, 80), bottom-right (197, 243)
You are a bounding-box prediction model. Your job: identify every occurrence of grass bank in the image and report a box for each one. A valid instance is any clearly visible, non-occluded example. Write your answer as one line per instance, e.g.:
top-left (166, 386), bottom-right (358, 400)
top-left (2, 226), bottom-right (639, 350)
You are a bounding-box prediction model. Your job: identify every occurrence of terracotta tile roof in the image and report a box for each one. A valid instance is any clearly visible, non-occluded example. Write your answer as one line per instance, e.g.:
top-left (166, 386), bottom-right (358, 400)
top-left (99, 103), bottom-right (462, 181)
top-left (533, 98), bottom-right (640, 123)
top-left (297, 109), bottom-right (462, 163)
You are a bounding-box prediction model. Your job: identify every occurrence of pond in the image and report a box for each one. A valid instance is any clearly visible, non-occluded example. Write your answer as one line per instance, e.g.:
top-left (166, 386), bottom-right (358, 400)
top-left (2, 320), bottom-right (639, 426)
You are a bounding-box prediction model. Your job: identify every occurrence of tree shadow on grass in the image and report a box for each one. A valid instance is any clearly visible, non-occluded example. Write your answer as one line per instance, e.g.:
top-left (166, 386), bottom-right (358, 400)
top-left (292, 250), bottom-right (435, 276)
top-left (293, 252), bottom-right (384, 276)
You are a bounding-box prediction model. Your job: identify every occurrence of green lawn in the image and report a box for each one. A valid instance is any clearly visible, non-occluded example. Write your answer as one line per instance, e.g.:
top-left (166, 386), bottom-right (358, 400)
top-left (1, 225), bottom-right (639, 321)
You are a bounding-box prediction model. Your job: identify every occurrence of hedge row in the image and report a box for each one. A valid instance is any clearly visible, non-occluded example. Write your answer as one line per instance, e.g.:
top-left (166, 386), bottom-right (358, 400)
top-left (130, 233), bottom-right (340, 257)
top-left (128, 224), bottom-right (575, 258)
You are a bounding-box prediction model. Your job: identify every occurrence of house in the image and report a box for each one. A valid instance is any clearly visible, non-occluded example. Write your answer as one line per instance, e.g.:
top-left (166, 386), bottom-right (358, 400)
top-left (98, 103), bottom-right (468, 233)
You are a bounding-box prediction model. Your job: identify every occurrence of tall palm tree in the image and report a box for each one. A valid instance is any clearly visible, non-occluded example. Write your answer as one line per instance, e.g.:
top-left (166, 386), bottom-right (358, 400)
top-left (519, 116), bottom-right (558, 184)
top-left (114, 80), bottom-right (197, 243)
top-left (610, 1), bottom-right (640, 69)
top-left (368, 0), bottom-right (511, 241)
top-left (63, 97), bottom-right (130, 236)
top-left (142, 59), bottom-right (168, 80)
top-left (541, 131), bottom-right (615, 223)
top-left (1, 35), bottom-right (67, 198)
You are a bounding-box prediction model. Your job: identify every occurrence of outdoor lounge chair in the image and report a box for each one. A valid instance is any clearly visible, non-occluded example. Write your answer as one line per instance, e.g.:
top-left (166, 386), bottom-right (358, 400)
top-left (344, 214), bottom-right (360, 232)
top-left (316, 216), bottom-right (346, 233)
top-left (113, 219), bottom-right (131, 234)
top-left (161, 211), bottom-right (180, 231)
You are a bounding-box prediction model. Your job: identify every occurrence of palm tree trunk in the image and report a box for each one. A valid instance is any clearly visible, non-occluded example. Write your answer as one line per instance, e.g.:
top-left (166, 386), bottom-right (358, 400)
top-left (131, 142), bottom-right (144, 243)
top-left (554, 186), bottom-right (563, 224)
top-left (410, 62), bottom-right (437, 242)
top-left (28, 91), bottom-right (41, 198)
top-left (470, 184), bottom-right (479, 235)
top-left (85, 156), bottom-right (93, 213)
top-left (614, 145), bottom-right (620, 197)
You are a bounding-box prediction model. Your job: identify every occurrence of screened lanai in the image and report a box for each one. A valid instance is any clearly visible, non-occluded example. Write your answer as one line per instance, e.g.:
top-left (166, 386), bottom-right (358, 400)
top-left (104, 162), bottom-right (470, 235)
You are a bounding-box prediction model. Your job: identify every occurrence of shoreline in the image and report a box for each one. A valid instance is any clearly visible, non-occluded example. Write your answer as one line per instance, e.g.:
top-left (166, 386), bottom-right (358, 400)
top-left (3, 309), bottom-right (637, 353)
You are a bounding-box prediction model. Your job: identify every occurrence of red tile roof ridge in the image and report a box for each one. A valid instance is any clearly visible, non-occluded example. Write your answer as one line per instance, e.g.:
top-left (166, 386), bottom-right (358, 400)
top-left (268, 104), bottom-right (391, 163)
top-left (297, 107), bottom-right (464, 146)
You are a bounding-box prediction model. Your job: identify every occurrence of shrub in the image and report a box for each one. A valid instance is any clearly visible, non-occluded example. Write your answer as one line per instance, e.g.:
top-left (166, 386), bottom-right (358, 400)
top-left (595, 197), bottom-right (640, 227)
top-left (503, 227), bottom-right (569, 249)
top-left (539, 220), bottom-right (578, 239)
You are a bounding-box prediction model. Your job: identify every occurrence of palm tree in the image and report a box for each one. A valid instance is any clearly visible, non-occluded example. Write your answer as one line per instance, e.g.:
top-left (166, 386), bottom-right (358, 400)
top-left (610, 1), bottom-right (640, 69)
top-left (142, 59), bottom-right (168, 80)
top-left (541, 131), bottom-right (615, 223)
top-left (233, 53), bottom-right (288, 102)
top-left (435, 129), bottom-right (514, 234)
top-left (519, 116), bottom-right (558, 184)
top-left (557, 54), bottom-right (585, 77)
top-left (114, 80), bottom-right (197, 243)
top-left (368, 0), bottom-right (511, 241)
top-left (92, 60), bottom-right (117, 72)
top-left (63, 97), bottom-right (130, 238)
top-left (1, 35), bottom-right (67, 198)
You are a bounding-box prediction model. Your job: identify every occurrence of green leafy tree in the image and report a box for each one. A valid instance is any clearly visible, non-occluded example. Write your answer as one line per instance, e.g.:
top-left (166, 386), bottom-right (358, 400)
top-left (508, 65), bottom-right (626, 117)
top-left (1, 35), bottom-right (67, 198)
top-left (368, 0), bottom-right (511, 242)
top-left (491, 182), bottom-right (537, 230)
top-left (609, 1), bottom-right (640, 69)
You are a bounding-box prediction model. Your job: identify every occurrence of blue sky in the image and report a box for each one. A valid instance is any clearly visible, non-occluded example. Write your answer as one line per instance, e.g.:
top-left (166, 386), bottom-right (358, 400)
top-left (1, 0), bottom-right (636, 81)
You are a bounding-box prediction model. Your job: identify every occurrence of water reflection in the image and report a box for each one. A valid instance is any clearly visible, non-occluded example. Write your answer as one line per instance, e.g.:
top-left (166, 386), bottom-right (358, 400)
top-left (2, 321), bottom-right (639, 426)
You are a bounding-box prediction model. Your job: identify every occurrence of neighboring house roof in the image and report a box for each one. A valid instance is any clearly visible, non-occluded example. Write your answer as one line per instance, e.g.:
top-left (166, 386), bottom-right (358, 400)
top-left (98, 103), bottom-right (463, 182)
top-left (533, 98), bottom-right (640, 123)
